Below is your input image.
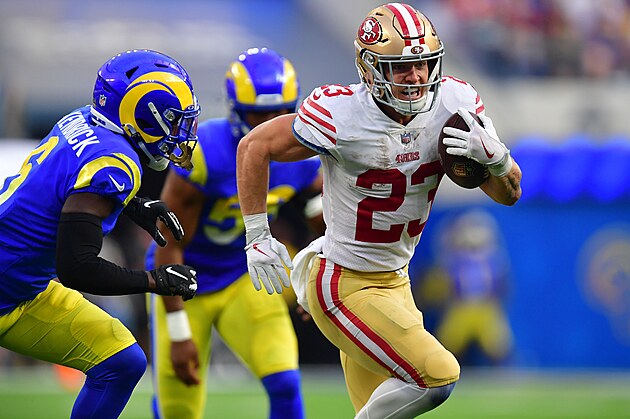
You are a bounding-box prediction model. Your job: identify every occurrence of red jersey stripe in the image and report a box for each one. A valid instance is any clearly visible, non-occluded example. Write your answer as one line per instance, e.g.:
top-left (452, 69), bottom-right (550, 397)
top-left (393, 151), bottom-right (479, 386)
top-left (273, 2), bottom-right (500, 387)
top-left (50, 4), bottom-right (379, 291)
top-left (307, 97), bottom-right (332, 119)
top-left (297, 114), bottom-right (337, 145)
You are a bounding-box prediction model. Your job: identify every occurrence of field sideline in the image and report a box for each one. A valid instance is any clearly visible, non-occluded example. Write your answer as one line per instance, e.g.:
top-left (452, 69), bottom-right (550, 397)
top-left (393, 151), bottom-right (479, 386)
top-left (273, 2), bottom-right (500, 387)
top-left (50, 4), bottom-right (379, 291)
top-left (0, 365), bottom-right (629, 418)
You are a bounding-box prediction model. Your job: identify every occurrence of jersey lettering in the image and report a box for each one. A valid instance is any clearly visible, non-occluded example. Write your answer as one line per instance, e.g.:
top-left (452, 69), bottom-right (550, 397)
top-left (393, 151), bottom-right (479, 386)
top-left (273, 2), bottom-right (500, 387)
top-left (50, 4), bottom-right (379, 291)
top-left (58, 110), bottom-right (100, 157)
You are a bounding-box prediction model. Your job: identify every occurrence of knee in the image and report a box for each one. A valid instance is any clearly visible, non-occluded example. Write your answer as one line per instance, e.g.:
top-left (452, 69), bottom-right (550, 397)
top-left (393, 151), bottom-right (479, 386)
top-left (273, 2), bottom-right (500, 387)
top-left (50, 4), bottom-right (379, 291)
top-left (118, 344), bottom-right (147, 382)
top-left (426, 382), bottom-right (456, 409)
top-left (88, 343), bottom-right (147, 383)
top-left (261, 370), bottom-right (302, 399)
top-left (425, 349), bottom-right (460, 384)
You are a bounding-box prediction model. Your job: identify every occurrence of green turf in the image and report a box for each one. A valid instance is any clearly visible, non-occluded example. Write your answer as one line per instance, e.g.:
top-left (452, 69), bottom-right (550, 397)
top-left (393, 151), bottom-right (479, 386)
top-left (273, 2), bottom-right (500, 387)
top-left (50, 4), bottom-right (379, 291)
top-left (1, 366), bottom-right (629, 418)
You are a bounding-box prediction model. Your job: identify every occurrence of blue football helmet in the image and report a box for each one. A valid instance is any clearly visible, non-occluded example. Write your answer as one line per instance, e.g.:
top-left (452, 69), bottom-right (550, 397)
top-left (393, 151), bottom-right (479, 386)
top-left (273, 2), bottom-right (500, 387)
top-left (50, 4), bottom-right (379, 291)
top-left (225, 47), bottom-right (299, 138)
top-left (91, 49), bottom-right (201, 171)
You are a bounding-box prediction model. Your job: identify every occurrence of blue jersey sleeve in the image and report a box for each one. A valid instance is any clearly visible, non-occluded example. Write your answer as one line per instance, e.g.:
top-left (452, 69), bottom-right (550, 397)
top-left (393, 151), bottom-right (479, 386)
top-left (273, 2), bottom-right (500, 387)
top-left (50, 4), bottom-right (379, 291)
top-left (71, 152), bottom-right (142, 208)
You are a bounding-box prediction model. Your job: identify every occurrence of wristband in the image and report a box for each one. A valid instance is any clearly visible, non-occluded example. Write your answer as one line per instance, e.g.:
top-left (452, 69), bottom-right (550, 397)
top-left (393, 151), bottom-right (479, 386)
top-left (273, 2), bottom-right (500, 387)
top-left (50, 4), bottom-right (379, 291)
top-left (487, 151), bottom-right (513, 177)
top-left (166, 310), bottom-right (192, 342)
top-left (243, 213), bottom-right (270, 244)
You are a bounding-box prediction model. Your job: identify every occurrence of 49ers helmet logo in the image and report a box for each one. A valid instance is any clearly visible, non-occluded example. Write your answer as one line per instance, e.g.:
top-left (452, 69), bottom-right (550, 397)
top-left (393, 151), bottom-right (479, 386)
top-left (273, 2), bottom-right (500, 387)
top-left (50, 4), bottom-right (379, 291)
top-left (358, 17), bottom-right (381, 44)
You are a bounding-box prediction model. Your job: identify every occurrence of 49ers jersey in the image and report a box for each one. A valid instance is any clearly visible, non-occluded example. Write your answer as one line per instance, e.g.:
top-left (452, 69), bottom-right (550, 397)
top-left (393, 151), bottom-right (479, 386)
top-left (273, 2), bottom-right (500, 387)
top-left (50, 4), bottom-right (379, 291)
top-left (293, 77), bottom-right (495, 272)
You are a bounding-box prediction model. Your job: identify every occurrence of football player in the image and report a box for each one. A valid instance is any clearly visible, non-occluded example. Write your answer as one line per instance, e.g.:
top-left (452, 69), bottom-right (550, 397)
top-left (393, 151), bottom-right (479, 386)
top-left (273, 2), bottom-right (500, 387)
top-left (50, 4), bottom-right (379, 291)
top-left (236, 3), bottom-right (522, 418)
top-left (0, 49), bottom-right (200, 419)
top-left (146, 47), bottom-right (322, 419)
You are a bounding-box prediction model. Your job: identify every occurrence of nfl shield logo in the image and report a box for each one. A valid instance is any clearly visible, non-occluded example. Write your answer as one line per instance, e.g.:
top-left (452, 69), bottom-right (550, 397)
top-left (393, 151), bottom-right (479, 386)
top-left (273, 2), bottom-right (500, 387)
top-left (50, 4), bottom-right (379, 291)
top-left (99, 94), bottom-right (107, 107)
top-left (400, 132), bottom-right (412, 144)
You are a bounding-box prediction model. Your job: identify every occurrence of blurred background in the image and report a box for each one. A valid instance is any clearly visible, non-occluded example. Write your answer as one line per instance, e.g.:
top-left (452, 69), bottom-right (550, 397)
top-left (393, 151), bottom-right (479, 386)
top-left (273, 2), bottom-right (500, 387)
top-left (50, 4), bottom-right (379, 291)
top-left (1, 0), bottom-right (630, 417)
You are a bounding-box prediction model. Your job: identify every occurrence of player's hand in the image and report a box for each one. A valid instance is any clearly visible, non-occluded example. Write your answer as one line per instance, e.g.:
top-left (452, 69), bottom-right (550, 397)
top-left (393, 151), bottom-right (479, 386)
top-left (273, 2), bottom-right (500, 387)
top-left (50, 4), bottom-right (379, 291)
top-left (150, 264), bottom-right (197, 301)
top-left (245, 234), bottom-right (293, 294)
top-left (170, 340), bottom-right (200, 386)
top-left (442, 107), bottom-right (508, 167)
top-left (296, 305), bottom-right (312, 322)
top-left (123, 196), bottom-right (184, 247)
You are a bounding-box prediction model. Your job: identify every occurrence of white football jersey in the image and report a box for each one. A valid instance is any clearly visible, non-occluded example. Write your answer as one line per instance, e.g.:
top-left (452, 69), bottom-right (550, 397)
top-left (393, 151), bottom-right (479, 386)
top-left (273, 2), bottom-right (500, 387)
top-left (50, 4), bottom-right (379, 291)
top-left (293, 77), bottom-right (496, 272)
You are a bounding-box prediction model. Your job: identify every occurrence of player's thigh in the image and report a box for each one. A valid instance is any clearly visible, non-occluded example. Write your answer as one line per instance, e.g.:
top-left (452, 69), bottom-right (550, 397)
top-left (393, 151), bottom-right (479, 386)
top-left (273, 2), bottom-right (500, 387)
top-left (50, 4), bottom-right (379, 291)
top-left (217, 273), bottom-right (298, 378)
top-left (308, 258), bottom-right (459, 388)
top-left (0, 281), bottom-right (135, 372)
top-left (340, 350), bottom-right (390, 412)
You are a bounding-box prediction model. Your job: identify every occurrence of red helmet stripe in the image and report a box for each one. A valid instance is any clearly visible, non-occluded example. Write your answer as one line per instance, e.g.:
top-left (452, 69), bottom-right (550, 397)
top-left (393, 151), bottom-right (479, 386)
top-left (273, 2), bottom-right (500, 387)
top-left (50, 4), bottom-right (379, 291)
top-left (401, 3), bottom-right (422, 34)
top-left (385, 3), bottom-right (424, 46)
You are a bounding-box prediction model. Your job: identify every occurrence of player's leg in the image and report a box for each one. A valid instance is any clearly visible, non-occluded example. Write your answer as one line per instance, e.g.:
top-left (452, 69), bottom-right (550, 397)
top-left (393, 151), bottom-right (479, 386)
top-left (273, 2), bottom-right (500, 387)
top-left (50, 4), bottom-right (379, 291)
top-left (0, 281), bottom-right (144, 419)
top-left (341, 351), bottom-right (456, 419)
top-left (307, 258), bottom-right (460, 417)
top-left (435, 303), bottom-right (477, 357)
top-left (340, 350), bottom-right (390, 411)
top-left (475, 301), bottom-right (514, 363)
top-left (148, 293), bottom-right (215, 419)
top-left (217, 274), bottom-right (304, 419)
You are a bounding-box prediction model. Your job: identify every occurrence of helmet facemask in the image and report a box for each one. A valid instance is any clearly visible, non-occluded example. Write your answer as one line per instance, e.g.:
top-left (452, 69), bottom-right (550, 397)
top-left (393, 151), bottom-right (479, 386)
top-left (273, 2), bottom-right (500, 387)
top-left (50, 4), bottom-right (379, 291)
top-left (133, 102), bottom-right (199, 171)
top-left (356, 43), bottom-right (444, 116)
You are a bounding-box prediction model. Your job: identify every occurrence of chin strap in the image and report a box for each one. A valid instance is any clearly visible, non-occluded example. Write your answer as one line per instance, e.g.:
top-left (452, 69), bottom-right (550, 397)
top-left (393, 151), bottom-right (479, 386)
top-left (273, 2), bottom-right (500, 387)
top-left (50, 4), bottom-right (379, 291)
top-left (169, 143), bottom-right (194, 171)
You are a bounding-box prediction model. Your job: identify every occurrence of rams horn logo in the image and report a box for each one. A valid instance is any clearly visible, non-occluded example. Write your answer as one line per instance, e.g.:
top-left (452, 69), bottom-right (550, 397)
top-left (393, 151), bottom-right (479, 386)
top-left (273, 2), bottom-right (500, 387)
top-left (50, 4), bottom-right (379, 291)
top-left (358, 17), bottom-right (381, 45)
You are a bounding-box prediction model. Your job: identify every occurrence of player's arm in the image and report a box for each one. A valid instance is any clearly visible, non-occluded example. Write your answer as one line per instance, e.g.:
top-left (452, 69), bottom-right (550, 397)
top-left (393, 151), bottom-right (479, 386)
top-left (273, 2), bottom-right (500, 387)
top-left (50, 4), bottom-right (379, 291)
top-left (56, 192), bottom-right (197, 299)
top-left (237, 113), bottom-right (318, 215)
top-left (154, 171), bottom-right (204, 386)
top-left (480, 159), bottom-right (522, 206)
top-left (237, 114), bottom-right (318, 294)
top-left (443, 107), bottom-right (522, 206)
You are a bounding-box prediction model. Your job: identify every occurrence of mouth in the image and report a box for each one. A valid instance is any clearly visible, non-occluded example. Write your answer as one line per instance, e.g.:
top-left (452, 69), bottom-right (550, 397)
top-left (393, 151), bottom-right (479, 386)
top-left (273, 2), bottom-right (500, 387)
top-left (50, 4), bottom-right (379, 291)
top-left (399, 86), bottom-right (422, 100)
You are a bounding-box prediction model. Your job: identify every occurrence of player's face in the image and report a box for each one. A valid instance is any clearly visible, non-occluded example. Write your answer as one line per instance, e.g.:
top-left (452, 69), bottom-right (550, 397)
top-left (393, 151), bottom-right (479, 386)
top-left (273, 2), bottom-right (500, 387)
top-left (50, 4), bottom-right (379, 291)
top-left (387, 60), bottom-right (429, 102)
top-left (245, 109), bottom-right (292, 129)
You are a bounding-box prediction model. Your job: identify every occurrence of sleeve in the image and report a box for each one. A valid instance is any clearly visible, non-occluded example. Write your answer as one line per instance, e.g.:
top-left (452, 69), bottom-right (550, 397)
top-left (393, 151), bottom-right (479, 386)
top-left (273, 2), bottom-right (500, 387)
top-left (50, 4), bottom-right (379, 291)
top-left (71, 152), bottom-right (142, 208)
top-left (293, 86), bottom-right (339, 156)
top-left (442, 76), bottom-right (499, 138)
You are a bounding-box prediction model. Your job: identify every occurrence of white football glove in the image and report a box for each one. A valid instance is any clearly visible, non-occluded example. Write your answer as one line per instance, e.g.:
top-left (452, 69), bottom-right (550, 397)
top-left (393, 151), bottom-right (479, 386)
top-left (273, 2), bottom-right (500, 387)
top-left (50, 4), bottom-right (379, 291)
top-left (245, 233), bottom-right (293, 294)
top-left (442, 107), bottom-right (513, 176)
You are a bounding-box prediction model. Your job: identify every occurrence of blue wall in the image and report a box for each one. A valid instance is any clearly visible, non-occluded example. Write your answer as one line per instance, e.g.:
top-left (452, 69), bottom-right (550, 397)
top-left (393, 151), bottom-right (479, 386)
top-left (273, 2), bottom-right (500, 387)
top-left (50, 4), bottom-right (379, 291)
top-left (410, 138), bottom-right (630, 368)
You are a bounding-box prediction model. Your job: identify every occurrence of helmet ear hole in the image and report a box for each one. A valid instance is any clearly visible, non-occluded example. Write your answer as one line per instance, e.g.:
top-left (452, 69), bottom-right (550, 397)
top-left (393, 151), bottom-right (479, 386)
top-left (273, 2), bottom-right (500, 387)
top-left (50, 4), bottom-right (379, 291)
top-left (136, 118), bottom-right (151, 130)
top-left (125, 66), bottom-right (139, 79)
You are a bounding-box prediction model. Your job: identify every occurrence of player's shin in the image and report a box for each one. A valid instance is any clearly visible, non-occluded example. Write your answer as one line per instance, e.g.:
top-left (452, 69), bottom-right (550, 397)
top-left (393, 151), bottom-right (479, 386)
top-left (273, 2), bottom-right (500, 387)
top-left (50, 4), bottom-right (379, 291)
top-left (262, 370), bottom-right (305, 419)
top-left (355, 378), bottom-right (456, 419)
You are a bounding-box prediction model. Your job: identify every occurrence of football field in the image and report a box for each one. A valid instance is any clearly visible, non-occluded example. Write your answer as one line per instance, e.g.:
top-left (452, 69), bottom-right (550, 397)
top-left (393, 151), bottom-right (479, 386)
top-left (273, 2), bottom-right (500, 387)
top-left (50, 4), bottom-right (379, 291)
top-left (1, 366), bottom-right (629, 418)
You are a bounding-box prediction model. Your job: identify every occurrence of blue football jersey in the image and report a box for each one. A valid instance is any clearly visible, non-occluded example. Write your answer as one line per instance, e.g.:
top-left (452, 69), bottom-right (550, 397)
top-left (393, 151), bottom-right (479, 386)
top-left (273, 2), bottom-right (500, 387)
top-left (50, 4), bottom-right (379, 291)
top-left (0, 106), bottom-right (143, 315)
top-left (146, 118), bottom-right (320, 294)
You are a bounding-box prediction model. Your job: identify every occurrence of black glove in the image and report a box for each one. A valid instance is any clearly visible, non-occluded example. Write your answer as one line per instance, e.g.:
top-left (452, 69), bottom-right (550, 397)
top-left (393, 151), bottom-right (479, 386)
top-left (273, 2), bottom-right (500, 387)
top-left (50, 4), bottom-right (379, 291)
top-left (150, 264), bottom-right (198, 301)
top-left (123, 196), bottom-right (184, 247)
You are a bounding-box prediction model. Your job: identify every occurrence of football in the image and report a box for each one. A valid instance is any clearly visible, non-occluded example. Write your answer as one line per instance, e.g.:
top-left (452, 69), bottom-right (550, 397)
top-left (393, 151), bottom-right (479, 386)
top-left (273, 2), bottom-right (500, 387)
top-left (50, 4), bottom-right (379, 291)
top-left (438, 111), bottom-right (489, 189)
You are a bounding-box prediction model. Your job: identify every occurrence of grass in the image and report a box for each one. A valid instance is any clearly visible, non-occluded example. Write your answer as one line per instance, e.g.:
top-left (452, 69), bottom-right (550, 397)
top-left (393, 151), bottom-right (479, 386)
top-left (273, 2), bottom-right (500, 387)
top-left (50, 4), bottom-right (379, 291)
top-left (0, 366), bottom-right (629, 418)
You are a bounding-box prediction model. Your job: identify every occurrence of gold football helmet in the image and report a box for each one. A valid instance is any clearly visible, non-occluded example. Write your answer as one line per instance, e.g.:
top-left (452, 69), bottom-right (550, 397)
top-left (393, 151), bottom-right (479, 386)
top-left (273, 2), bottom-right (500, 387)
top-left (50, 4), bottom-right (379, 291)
top-left (355, 2), bottom-right (444, 115)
